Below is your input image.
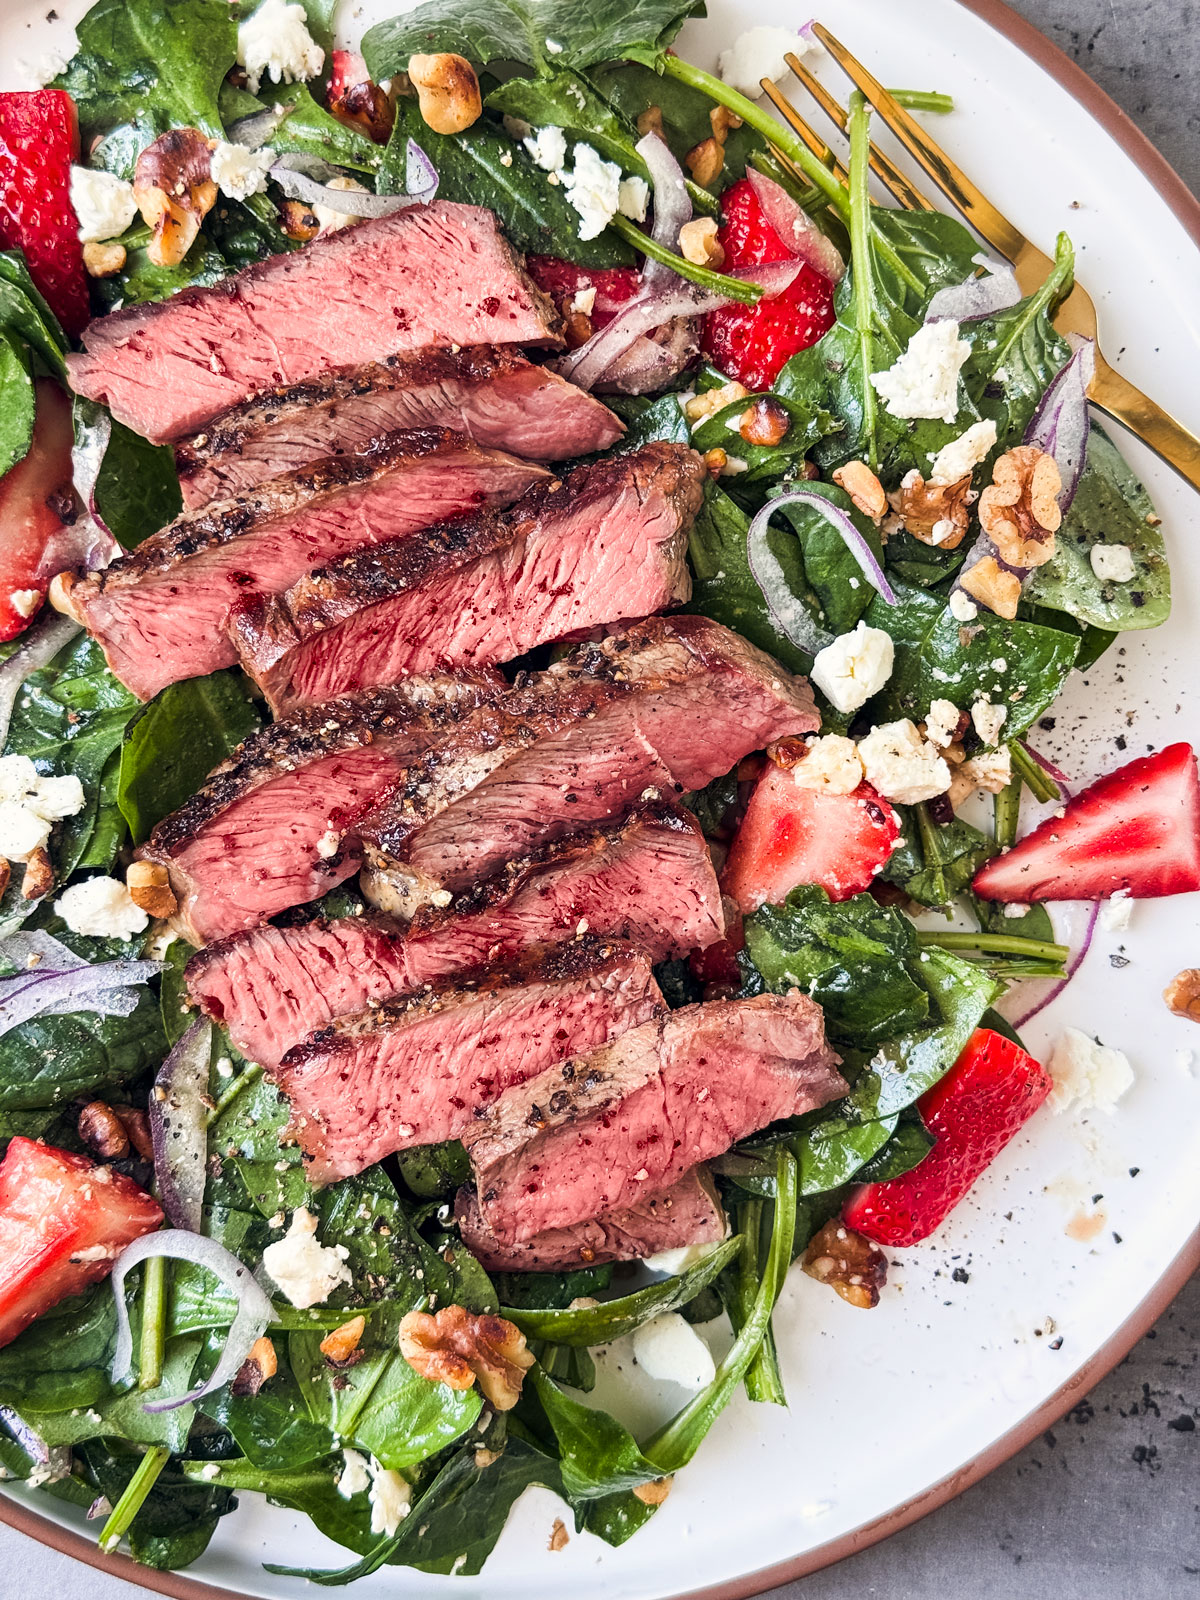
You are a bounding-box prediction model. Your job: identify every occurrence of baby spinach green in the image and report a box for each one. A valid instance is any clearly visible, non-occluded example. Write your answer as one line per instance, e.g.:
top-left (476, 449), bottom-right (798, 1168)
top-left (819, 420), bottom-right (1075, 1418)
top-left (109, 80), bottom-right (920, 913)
top-left (853, 1112), bottom-right (934, 1183)
top-left (93, 419), bottom-right (183, 549)
top-left (0, 252), bottom-right (69, 380)
top-left (593, 59), bottom-right (764, 190)
top-left (882, 809), bottom-right (996, 908)
top-left (0, 332), bottom-right (34, 481)
top-left (0, 1286), bottom-right (117, 1414)
top-left (487, 68), bottom-right (643, 175)
top-left (0, 989), bottom-right (166, 1111)
top-left (609, 391), bottom-right (691, 452)
top-left (395, 1138), bottom-right (471, 1198)
top-left (689, 392), bottom-right (835, 486)
top-left (254, 82), bottom-right (383, 173)
top-left (75, 1438), bottom-right (236, 1571)
top-left (187, 1450), bottom-right (378, 1559)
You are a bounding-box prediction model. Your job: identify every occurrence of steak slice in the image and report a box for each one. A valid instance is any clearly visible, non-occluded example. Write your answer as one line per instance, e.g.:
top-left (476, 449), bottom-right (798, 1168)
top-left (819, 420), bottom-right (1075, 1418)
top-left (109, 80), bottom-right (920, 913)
top-left (53, 430), bottom-right (548, 700)
top-left (277, 939), bottom-right (665, 1184)
top-left (360, 614), bottom-right (818, 914)
top-left (67, 205), bottom-right (562, 443)
top-left (138, 677), bottom-right (497, 946)
top-left (454, 1167), bottom-right (726, 1272)
top-left (174, 348), bottom-right (623, 508)
top-left (185, 802), bottom-right (722, 1067)
top-left (229, 443), bottom-right (704, 713)
top-left (464, 992), bottom-right (845, 1244)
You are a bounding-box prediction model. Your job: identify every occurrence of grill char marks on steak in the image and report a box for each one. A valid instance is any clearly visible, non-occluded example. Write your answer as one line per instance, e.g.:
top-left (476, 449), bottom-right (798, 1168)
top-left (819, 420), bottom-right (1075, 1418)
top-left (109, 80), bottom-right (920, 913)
top-left (138, 676), bottom-right (499, 946)
top-left (185, 803), bottom-right (723, 1067)
top-left (361, 614), bottom-right (819, 911)
top-left (276, 939), bottom-right (665, 1184)
top-left (454, 1167), bottom-right (726, 1272)
top-left (67, 205), bottom-right (563, 443)
top-left (465, 992), bottom-right (845, 1244)
top-left (174, 348), bottom-right (624, 508)
top-left (53, 429), bottom-right (549, 700)
top-left (229, 443), bottom-right (705, 714)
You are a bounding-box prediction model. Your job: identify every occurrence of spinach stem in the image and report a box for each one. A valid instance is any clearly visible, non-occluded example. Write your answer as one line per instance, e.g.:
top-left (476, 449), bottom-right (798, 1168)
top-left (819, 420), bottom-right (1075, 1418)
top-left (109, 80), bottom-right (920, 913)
top-left (138, 1255), bottom-right (167, 1391)
top-left (993, 773), bottom-right (1022, 850)
top-left (915, 802), bottom-right (949, 906)
top-left (918, 930), bottom-right (1069, 962)
top-left (846, 92), bottom-right (879, 468)
top-left (610, 215), bottom-right (762, 303)
top-left (888, 89), bottom-right (955, 114)
top-left (1010, 740), bottom-right (1060, 804)
top-left (97, 1445), bottom-right (170, 1555)
top-left (206, 1062), bottom-right (263, 1126)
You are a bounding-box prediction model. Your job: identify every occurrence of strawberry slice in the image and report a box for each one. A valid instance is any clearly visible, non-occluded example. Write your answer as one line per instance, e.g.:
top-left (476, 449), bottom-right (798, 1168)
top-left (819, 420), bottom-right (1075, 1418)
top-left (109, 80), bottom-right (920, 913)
top-left (701, 176), bottom-right (836, 391)
top-left (843, 1029), bottom-right (1051, 1247)
top-left (0, 1137), bottom-right (163, 1349)
top-left (328, 49), bottom-right (371, 98)
top-left (974, 743), bottom-right (1200, 903)
top-left (0, 90), bottom-right (89, 339)
top-left (721, 761), bottom-right (901, 913)
top-left (0, 379), bottom-right (77, 642)
top-left (525, 254), bottom-right (642, 329)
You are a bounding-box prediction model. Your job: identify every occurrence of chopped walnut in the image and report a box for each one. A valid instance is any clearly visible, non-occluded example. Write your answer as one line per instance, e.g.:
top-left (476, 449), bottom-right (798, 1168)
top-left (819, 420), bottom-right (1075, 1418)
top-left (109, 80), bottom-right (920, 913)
top-left (134, 129), bottom-right (217, 268)
top-left (329, 78), bottom-right (394, 144)
top-left (280, 198), bottom-right (320, 241)
top-left (114, 1105), bottom-right (154, 1161)
top-left (709, 105), bottom-right (743, 144)
top-left (82, 240), bottom-right (126, 278)
top-left (739, 397), bottom-right (790, 447)
top-left (636, 106), bottom-right (665, 139)
top-left (891, 468), bottom-right (972, 547)
top-left (978, 445), bottom-right (1062, 569)
top-left (1164, 968), bottom-right (1200, 1023)
top-left (632, 1476), bottom-right (673, 1506)
top-left (126, 859), bottom-right (178, 919)
top-left (78, 1101), bottom-right (130, 1161)
top-left (685, 136), bottom-right (724, 188)
top-left (562, 310), bottom-right (593, 348)
top-left (678, 216), bottom-right (725, 269)
top-left (702, 447), bottom-right (728, 477)
top-left (20, 845), bottom-right (54, 901)
top-left (320, 1314), bottom-right (367, 1365)
top-left (233, 1335), bottom-right (278, 1397)
top-left (833, 460), bottom-right (888, 521)
top-left (548, 1517), bottom-right (569, 1551)
top-left (802, 1218), bottom-right (888, 1309)
top-left (684, 379), bottom-right (749, 425)
top-left (959, 554), bottom-right (1022, 620)
top-left (408, 53), bottom-right (482, 136)
top-left (398, 1305), bottom-right (533, 1410)
top-left (766, 735), bottom-right (810, 770)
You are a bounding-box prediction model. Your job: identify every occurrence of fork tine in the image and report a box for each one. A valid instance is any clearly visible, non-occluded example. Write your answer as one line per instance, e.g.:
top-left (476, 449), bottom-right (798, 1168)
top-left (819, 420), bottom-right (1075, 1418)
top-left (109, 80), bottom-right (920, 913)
top-left (810, 22), bottom-right (1027, 261)
top-left (784, 53), bottom-right (933, 212)
top-left (760, 77), bottom-right (848, 186)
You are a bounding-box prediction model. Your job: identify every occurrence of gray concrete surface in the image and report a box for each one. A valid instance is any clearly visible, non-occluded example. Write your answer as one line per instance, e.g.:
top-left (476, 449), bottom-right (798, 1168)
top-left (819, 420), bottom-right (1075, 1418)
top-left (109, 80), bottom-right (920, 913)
top-left (2, 2), bottom-right (1196, 1596)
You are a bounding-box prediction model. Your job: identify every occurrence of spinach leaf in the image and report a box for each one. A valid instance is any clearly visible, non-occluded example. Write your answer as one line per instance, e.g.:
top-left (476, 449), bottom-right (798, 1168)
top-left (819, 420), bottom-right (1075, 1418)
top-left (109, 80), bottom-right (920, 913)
top-left (74, 1438), bottom-right (236, 1570)
top-left (882, 808), bottom-right (995, 908)
top-left (487, 67), bottom-right (644, 175)
top-left (117, 672), bottom-right (261, 844)
top-left (0, 1287), bottom-right (117, 1414)
top-left (255, 82), bottom-right (383, 173)
top-left (1025, 425), bottom-right (1170, 631)
top-left (774, 482), bottom-right (882, 633)
top-left (688, 391), bottom-right (835, 485)
top-left (91, 235), bottom-right (229, 314)
top-left (796, 1111), bottom-right (898, 1193)
top-left (526, 1364), bottom-right (663, 1502)
top-left (185, 1451), bottom-right (377, 1558)
top-left (0, 252), bottom-right (69, 379)
top-left (592, 59), bottom-right (764, 190)
top-left (0, 989), bottom-right (166, 1111)
top-left (853, 1111), bottom-right (934, 1182)
top-left (493, 1262), bottom-right (612, 1310)
top-left (395, 1139), bottom-right (470, 1199)
top-left (25, 1333), bottom-right (202, 1452)
top-left (608, 391), bottom-right (691, 452)
top-left (0, 330), bottom-right (35, 479)
top-left (94, 418), bottom-right (182, 549)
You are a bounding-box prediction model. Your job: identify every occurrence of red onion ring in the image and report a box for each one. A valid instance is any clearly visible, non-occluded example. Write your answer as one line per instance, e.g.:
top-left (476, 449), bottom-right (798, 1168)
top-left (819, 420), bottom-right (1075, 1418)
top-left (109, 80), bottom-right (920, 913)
top-left (0, 941), bottom-right (162, 1037)
top-left (227, 105), bottom-right (287, 152)
top-left (1020, 741), bottom-right (1071, 797)
top-left (750, 487), bottom-right (897, 609)
top-left (404, 139), bottom-right (439, 203)
top-left (69, 401), bottom-right (121, 570)
top-left (746, 168), bottom-right (844, 283)
top-left (1025, 340), bottom-right (1095, 511)
top-left (150, 1019), bottom-right (213, 1233)
top-left (1006, 899), bottom-right (1100, 1029)
top-left (637, 132), bottom-right (691, 288)
top-left (111, 1230), bottom-right (274, 1412)
top-left (926, 254), bottom-right (1021, 323)
top-left (269, 154), bottom-right (433, 215)
top-left (747, 506), bottom-right (834, 656)
top-left (0, 610), bottom-right (81, 751)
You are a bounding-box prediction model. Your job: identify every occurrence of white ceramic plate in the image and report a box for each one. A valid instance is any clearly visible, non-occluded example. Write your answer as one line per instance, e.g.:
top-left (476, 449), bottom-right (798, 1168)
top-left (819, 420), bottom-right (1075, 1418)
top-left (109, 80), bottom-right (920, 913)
top-left (2, 2), bottom-right (1198, 1596)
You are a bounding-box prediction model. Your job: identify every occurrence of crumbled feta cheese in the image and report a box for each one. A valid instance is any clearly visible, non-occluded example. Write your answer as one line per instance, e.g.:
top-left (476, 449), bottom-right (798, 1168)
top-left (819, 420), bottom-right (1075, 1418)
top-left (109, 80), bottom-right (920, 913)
top-left (69, 165), bottom-right (138, 243)
top-left (1047, 1026), bottom-right (1134, 1114)
top-left (209, 140), bottom-right (275, 201)
top-left (791, 734), bottom-right (864, 795)
top-left (924, 698), bottom-right (962, 748)
top-left (929, 518), bottom-right (958, 546)
top-left (337, 1448), bottom-right (371, 1499)
top-left (522, 125), bottom-right (568, 173)
top-left (569, 285), bottom-right (596, 317)
top-left (858, 719), bottom-right (951, 805)
top-left (618, 174), bottom-right (650, 222)
top-left (928, 419), bottom-right (997, 485)
top-left (311, 175), bottom-right (368, 234)
top-left (236, 0), bottom-right (324, 95)
top-left (1100, 889), bottom-right (1133, 931)
top-left (948, 588), bottom-right (978, 622)
top-left (261, 1206), bottom-right (351, 1308)
top-left (1002, 901), bottom-right (1031, 918)
top-left (56, 876), bottom-right (149, 939)
top-left (545, 37), bottom-right (564, 54)
top-left (717, 26), bottom-right (806, 98)
top-left (809, 621), bottom-right (894, 715)
top-left (870, 320), bottom-right (970, 423)
top-left (198, 1462), bottom-right (222, 1481)
top-left (631, 1312), bottom-right (716, 1390)
top-left (642, 1242), bottom-right (719, 1275)
top-left (368, 1461), bottom-right (412, 1535)
top-left (1089, 542), bottom-right (1136, 583)
top-left (562, 142), bottom-right (622, 241)
top-left (971, 696), bottom-right (1008, 748)
top-left (0, 800), bottom-right (52, 863)
top-left (960, 746), bottom-right (1012, 793)
top-left (315, 825), bottom-right (340, 859)
top-left (9, 588), bottom-right (42, 619)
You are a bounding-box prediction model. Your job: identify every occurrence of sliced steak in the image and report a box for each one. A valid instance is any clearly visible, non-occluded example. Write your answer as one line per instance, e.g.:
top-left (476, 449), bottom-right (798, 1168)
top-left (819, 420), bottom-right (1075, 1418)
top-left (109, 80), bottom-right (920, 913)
top-left (465, 992), bottom-right (844, 1244)
top-left (138, 678), bottom-right (497, 945)
top-left (67, 205), bottom-right (562, 443)
top-left (277, 940), bottom-right (664, 1184)
top-left (229, 443), bottom-right (704, 713)
top-left (174, 348), bottom-right (623, 508)
top-left (186, 803), bottom-right (722, 1066)
top-left (53, 430), bottom-right (548, 700)
top-left (454, 1167), bottom-right (726, 1272)
top-left (360, 614), bottom-right (818, 914)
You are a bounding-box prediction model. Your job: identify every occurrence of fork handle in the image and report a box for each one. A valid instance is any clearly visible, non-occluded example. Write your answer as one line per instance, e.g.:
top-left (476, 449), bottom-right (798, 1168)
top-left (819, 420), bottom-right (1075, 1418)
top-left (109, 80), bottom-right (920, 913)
top-left (1088, 357), bottom-right (1200, 493)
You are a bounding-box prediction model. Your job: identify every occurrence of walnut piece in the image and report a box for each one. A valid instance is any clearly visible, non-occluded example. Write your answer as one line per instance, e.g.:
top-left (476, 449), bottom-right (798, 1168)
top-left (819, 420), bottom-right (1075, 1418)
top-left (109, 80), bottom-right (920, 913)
top-left (20, 845), bottom-right (54, 901)
top-left (114, 1105), bottom-right (154, 1161)
top-left (329, 78), bottom-right (394, 145)
top-left (702, 447), bottom-right (728, 477)
top-left (280, 198), bottom-right (320, 241)
top-left (891, 468), bottom-right (972, 547)
top-left (678, 217), bottom-right (725, 270)
top-left (833, 459), bottom-right (888, 521)
top-left (126, 859), bottom-right (178, 919)
top-left (398, 1305), bottom-right (533, 1410)
top-left (83, 240), bottom-right (126, 278)
top-left (802, 1218), bottom-right (888, 1309)
top-left (232, 1336), bottom-right (278, 1397)
top-left (959, 554), bottom-right (1023, 620)
top-left (637, 106), bottom-right (665, 139)
top-left (78, 1101), bottom-right (130, 1161)
top-left (134, 128), bottom-right (217, 267)
top-left (685, 136), bottom-right (724, 188)
top-left (978, 444), bottom-right (1062, 568)
top-left (739, 398), bottom-right (790, 447)
top-left (684, 379), bottom-right (749, 425)
top-left (709, 105), bottom-right (743, 144)
top-left (408, 53), bottom-right (482, 136)
top-left (320, 1314), bottom-right (366, 1365)
top-left (1164, 968), bottom-right (1200, 1023)
top-left (632, 1476), bottom-right (674, 1506)
top-left (0, 859), bottom-right (9, 899)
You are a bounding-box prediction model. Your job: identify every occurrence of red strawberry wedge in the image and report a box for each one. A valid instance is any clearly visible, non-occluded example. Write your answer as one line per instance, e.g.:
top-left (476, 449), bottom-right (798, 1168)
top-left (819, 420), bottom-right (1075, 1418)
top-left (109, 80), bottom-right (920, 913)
top-left (0, 379), bottom-right (77, 642)
top-left (0, 90), bottom-right (89, 339)
top-left (843, 1029), bottom-right (1052, 1248)
top-left (525, 254), bottom-right (643, 329)
top-left (721, 760), bottom-right (900, 913)
top-left (701, 176), bottom-right (836, 390)
top-left (974, 743), bottom-right (1200, 903)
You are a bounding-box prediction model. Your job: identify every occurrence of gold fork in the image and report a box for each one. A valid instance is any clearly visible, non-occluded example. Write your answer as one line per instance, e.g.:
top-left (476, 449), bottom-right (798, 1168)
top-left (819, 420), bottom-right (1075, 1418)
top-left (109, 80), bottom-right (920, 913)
top-left (762, 24), bottom-right (1200, 492)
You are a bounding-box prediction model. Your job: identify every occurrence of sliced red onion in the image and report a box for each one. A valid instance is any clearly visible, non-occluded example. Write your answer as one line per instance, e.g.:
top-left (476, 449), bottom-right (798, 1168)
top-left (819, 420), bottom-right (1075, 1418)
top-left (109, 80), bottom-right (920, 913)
top-left (0, 1405), bottom-right (50, 1466)
top-left (0, 945), bottom-right (162, 1037)
top-left (1025, 340), bottom-right (1095, 511)
top-left (269, 157), bottom-right (421, 217)
top-left (926, 254), bottom-right (1021, 323)
top-left (746, 168), bottom-right (844, 283)
top-left (0, 610), bottom-right (81, 751)
top-left (1020, 741), bottom-right (1071, 797)
top-left (68, 401), bottom-right (121, 570)
top-left (404, 139), bottom-right (439, 203)
top-left (150, 1020), bottom-right (212, 1233)
top-left (637, 132), bottom-right (692, 288)
top-left (747, 505), bottom-right (834, 657)
top-left (1006, 899), bottom-right (1099, 1028)
top-left (111, 1230), bottom-right (274, 1412)
top-left (751, 489), bottom-right (897, 610)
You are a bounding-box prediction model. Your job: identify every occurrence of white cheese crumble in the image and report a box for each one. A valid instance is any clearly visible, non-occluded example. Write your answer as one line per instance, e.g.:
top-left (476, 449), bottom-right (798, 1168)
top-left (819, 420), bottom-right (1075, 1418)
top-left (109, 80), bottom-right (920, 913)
top-left (717, 27), bottom-right (806, 98)
top-left (563, 142), bottom-right (622, 241)
top-left (1089, 542), bottom-right (1136, 583)
top-left (924, 698), bottom-right (962, 748)
top-left (10, 588), bottom-right (42, 619)
top-left (315, 825), bottom-right (340, 859)
top-left (69, 165), bottom-right (138, 243)
top-left (790, 734), bottom-right (864, 795)
top-left (948, 587), bottom-right (978, 623)
top-left (261, 1206), bottom-right (351, 1308)
top-left (1100, 888), bottom-right (1133, 931)
top-left (617, 175), bottom-right (650, 222)
top-left (642, 1242), bottom-right (718, 1275)
top-left (1047, 1026), bottom-right (1134, 1114)
top-left (209, 140), bottom-right (275, 201)
top-left (569, 285), bottom-right (596, 317)
top-left (237, 0), bottom-right (324, 95)
top-left (56, 876), bottom-right (149, 939)
top-left (858, 719), bottom-right (952, 805)
top-left (870, 320), bottom-right (970, 423)
top-left (337, 1448), bottom-right (372, 1499)
top-left (960, 746), bottom-right (1012, 794)
top-left (0, 801), bottom-right (51, 863)
top-left (311, 175), bottom-right (368, 234)
top-left (971, 696), bottom-right (1008, 748)
top-left (522, 125), bottom-right (568, 173)
top-left (368, 1461), bottom-right (412, 1535)
top-left (928, 418), bottom-right (997, 485)
top-left (631, 1312), bottom-right (716, 1390)
top-left (809, 621), bottom-right (895, 715)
